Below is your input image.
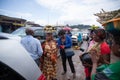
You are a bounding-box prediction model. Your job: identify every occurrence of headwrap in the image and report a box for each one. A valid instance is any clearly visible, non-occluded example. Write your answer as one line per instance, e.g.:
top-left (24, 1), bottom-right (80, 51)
top-left (93, 29), bottom-right (106, 40)
top-left (44, 25), bottom-right (56, 33)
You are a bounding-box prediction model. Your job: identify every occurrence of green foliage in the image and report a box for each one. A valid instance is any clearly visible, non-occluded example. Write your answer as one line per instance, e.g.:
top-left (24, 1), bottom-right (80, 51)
top-left (69, 24), bottom-right (91, 29)
top-left (91, 25), bottom-right (99, 30)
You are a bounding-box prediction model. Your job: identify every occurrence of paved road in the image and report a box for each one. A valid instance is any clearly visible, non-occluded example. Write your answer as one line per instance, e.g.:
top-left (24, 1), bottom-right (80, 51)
top-left (56, 41), bottom-right (88, 80)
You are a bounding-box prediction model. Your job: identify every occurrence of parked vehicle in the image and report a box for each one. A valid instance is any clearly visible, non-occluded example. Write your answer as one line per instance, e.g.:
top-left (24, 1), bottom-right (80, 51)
top-left (0, 32), bottom-right (21, 41)
top-left (11, 27), bottom-right (58, 42)
top-left (71, 35), bottom-right (78, 45)
top-left (0, 33), bottom-right (45, 80)
top-left (82, 33), bottom-right (89, 41)
top-left (71, 31), bottom-right (83, 46)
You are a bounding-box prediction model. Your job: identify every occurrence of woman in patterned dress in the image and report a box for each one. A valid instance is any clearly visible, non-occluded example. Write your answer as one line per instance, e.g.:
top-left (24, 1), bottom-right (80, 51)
top-left (40, 26), bottom-right (58, 80)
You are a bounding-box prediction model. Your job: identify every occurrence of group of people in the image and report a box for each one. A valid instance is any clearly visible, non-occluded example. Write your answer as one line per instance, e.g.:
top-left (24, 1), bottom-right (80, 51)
top-left (20, 25), bottom-right (120, 80)
top-left (79, 28), bottom-right (120, 80)
top-left (20, 26), bottom-right (75, 80)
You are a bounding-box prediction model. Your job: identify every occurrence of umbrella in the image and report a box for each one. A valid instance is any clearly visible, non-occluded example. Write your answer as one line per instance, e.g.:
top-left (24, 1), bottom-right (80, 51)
top-left (63, 27), bottom-right (72, 31)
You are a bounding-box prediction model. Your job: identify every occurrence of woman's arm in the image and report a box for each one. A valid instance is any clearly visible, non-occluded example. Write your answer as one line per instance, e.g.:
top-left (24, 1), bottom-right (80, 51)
top-left (90, 49), bottom-right (100, 79)
top-left (91, 63), bottom-right (97, 75)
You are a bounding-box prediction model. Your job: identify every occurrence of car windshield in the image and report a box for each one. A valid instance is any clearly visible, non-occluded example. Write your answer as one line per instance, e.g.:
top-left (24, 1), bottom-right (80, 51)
top-left (34, 29), bottom-right (44, 36)
top-left (11, 27), bottom-right (26, 37)
top-left (11, 27), bottom-right (45, 37)
top-left (71, 31), bottom-right (80, 36)
top-left (11, 27), bottom-right (58, 42)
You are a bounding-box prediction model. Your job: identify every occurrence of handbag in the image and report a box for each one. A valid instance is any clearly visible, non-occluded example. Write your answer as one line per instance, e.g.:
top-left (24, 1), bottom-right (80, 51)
top-left (65, 48), bottom-right (75, 57)
top-left (80, 52), bottom-right (92, 65)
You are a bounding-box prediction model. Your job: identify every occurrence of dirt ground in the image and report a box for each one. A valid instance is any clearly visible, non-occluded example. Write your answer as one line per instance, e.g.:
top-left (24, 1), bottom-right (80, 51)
top-left (56, 50), bottom-right (85, 80)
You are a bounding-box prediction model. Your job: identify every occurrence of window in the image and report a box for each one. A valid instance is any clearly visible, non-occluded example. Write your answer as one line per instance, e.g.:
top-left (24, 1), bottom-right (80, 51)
top-left (0, 61), bottom-right (25, 80)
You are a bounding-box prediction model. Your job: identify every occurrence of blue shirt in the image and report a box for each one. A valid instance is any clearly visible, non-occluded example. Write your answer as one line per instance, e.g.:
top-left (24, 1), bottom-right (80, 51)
top-left (21, 35), bottom-right (43, 60)
top-left (57, 35), bottom-right (72, 48)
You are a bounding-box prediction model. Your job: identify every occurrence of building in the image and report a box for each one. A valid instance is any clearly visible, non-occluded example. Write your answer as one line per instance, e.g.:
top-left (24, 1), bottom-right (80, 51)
top-left (0, 15), bottom-right (26, 33)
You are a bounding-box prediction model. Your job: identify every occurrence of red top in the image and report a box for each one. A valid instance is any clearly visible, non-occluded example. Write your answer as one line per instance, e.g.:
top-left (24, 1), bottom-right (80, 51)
top-left (100, 42), bottom-right (110, 55)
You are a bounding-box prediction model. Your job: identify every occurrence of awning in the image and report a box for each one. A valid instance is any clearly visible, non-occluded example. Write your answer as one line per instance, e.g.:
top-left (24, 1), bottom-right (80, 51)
top-left (102, 18), bottom-right (120, 32)
top-left (102, 18), bottom-right (120, 26)
top-left (13, 23), bottom-right (24, 26)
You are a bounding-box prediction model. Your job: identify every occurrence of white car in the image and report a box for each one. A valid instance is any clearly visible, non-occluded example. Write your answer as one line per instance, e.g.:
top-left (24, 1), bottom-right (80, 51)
top-left (0, 32), bottom-right (21, 42)
top-left (82, 33), bottom-right (89, 41)
top-left (0, 33), bottom-right (45, 80)
top-left (71, 35), bottom-right (78, 45)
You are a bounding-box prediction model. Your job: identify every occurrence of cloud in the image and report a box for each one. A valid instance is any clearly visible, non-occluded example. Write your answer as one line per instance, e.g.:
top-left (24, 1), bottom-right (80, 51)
top-left (36, 0), bottom-right (70, 10)
top-left (35, 19), bottom-right (49, 26)
top-left (0, 8), bottom-right (51, 26)
top-left (1, 0), bottom-right (120, 26)
top-left (36, 0), bottom-right (120, 26)
top-left (15, 12), bottom-right (32, 19)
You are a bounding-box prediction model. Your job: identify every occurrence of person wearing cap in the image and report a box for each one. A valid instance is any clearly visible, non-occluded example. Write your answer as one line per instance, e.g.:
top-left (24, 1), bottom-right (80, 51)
top-left (40, 25), bottom-right (58, 80)
top-left (89, 29), bottom-right (111, 66)
top-left (21, 28), bottom-right (43, 66)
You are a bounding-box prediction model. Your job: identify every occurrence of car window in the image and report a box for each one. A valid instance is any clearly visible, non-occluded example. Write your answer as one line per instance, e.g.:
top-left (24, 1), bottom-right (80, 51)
top-left (0, 61), bottom-right (25, 80)
top-left (34, 29), bottom-right (45, 39)
top-left (34, 29), bottom-right (44, 36)
top-left (53, 32), bottom-right (58, 38)
top-left (11, 28), bottom-right (26, 37)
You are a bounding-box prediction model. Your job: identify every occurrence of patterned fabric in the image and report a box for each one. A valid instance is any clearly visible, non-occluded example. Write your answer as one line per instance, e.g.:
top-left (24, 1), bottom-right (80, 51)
top-left (44, 25), bottom-right (56, 33)
top-left (92, 61), bottom-right (120, 80)
top-left (41, 40), bottom-right (58, 80)
top-left (88, 41), bottom-right (110, 66)
top-left (93, 29), bottom-right (106, 40)
top-left (87, 40), bottom-right (96, 52)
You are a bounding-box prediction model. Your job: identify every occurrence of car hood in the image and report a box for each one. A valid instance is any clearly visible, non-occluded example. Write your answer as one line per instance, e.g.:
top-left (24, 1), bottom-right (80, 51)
top-left (72, 35), bottom-right (77, 38)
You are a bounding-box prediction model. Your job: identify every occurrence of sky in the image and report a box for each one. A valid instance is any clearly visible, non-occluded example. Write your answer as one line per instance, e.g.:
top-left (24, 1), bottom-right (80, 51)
top-left (0, 0), bottom-right (120, 26)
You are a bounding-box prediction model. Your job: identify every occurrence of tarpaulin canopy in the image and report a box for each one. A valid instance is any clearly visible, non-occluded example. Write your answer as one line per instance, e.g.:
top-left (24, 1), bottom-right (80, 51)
top-left (102, 18), bottom-right (120, 31)
top-left (102, 18), bottom-right (120, 35)
top-left (63, 27), bottom-right (72, 31)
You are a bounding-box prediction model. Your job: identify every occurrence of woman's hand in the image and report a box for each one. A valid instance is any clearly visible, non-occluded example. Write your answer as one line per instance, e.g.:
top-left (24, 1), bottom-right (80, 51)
top-left (60, 45), bottom-right (65, 49)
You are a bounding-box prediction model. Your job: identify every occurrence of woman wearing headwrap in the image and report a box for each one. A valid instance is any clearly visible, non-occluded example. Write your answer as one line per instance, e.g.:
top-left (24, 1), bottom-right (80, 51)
top-left (80, 29), bottom-right (110, 80)
top-left (89, 29), bottom-right (111, 66)
top-left (91, 28), bottom-right (120, 80)
top-left (40, 25), bottom-right (58, 80)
